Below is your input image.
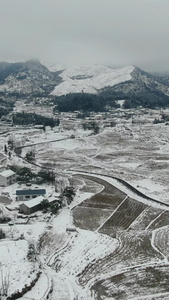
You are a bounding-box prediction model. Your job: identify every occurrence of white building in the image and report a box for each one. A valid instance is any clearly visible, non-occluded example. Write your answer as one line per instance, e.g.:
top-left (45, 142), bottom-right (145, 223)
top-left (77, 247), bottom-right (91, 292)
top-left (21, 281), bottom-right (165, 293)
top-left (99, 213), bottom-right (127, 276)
top-left (0, 169), bottom-right (16, 186)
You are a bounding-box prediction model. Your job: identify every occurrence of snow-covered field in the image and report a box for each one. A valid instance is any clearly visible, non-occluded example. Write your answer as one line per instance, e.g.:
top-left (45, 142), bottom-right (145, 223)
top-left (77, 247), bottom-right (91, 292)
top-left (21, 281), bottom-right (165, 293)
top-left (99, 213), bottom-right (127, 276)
top-left (1, 108), bottom-right (169, 299)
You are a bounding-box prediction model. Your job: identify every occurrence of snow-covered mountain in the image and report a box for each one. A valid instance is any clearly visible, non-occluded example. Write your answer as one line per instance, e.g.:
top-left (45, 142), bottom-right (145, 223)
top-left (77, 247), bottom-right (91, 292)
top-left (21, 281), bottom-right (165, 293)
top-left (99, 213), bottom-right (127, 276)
top-left (0, 59), bottom-right (62, 96)
top-left (1, 59), bottom-right (169, 108)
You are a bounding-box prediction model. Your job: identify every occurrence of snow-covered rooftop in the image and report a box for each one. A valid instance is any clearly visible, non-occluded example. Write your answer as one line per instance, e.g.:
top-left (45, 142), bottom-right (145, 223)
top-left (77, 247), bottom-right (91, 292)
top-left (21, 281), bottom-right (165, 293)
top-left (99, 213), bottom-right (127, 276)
top-left (20, 195), bottom-right (45, 208)
top-left (0, 169), bottom-right (15, 177)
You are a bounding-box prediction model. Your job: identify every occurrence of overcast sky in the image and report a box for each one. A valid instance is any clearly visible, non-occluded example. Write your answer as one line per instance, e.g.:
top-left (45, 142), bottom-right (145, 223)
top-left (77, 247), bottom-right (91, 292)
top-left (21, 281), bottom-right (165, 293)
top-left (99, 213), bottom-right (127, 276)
top-left (0, 0), bottom-right (169, 72)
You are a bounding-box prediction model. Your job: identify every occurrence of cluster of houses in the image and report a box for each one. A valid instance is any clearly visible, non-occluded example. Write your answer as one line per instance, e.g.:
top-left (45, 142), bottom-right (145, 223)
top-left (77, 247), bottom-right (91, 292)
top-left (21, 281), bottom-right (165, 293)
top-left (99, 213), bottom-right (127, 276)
top-left (0, 168), bottom-right (55, 215)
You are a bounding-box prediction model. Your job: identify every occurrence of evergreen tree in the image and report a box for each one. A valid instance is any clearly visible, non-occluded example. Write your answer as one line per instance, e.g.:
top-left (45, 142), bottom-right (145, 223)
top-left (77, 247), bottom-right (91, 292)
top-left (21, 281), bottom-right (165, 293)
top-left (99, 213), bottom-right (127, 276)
top-left (4, 144), bottom-right (7, 155)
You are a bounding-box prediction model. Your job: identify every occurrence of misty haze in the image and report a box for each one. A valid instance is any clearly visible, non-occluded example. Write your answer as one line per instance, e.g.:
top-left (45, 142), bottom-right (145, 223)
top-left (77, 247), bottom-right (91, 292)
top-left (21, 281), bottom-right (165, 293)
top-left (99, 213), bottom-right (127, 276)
top-left (1, 1), bottom-right (169, 299)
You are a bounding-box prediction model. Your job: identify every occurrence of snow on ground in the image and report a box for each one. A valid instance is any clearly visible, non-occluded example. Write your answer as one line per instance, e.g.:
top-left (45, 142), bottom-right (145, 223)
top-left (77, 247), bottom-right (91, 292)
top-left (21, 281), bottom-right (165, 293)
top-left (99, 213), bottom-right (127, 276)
top-left (1, 119), bottom-right (169, 205)
top-left (4, 222), bottom-right (47, 243)
top-left (1, 109), bottom-right (169, 299)
top-left (130, 178), bottom-right (168, 199)
top-left (0, 239), bottom-right (39, 296)
top-left (20, 271), bottom-right (51, 300)
top-left (57, 230), bottom-right (118, 278)
top-left (50, 65), bottom-right (134, 95)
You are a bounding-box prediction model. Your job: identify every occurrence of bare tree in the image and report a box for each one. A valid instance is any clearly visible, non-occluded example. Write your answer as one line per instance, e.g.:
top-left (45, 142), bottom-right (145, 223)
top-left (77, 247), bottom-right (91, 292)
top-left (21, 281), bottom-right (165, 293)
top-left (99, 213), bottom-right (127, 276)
top-left (7, 135), bottom-right (15, 150)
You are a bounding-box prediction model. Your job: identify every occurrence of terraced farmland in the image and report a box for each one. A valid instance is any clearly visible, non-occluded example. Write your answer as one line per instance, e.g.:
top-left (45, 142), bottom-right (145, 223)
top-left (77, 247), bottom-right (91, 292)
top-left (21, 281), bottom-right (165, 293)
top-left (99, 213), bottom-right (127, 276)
top-left (77, 230), bottom-right (163, 287)
top-left (148, 210), bottom-right (169, 230)
top-left (91, 264), bottom-right (169, 300)
top-left (73, 174), bottom-right (127, 231)
top-left (99, 196), bottom-right (147, 234)
top-left (153, 225), bottom-right (169, 260)
top-left (72, 206), bottom-right (111, 231)
top-left (72, 174), bottom-right (169, 299)
top-left (129, 206), bottom-right (163, 231)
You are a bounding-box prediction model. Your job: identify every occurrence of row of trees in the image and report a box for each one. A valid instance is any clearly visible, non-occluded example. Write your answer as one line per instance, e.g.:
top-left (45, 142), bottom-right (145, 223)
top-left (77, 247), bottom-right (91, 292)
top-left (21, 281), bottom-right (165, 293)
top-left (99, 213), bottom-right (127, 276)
top-left (122, 91), bottom-right (169, 109)
top-left (12, 111), bottom-right (60, 128)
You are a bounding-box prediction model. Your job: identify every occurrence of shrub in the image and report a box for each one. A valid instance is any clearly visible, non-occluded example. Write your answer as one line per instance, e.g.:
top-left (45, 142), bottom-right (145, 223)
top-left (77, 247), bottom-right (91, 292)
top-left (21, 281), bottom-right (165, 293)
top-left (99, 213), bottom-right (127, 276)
top-left (0, 228), bottom-right (6, 239)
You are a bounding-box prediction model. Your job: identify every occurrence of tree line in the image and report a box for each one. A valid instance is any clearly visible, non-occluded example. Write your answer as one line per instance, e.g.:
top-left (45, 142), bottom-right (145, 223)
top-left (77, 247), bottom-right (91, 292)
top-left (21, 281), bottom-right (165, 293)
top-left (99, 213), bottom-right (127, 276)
top-left (12, 111), bottom-right (60, 127)
top-left (53, 93), bottom-right (120, 113)
top-left (52, 89), bottom-right (169, 112)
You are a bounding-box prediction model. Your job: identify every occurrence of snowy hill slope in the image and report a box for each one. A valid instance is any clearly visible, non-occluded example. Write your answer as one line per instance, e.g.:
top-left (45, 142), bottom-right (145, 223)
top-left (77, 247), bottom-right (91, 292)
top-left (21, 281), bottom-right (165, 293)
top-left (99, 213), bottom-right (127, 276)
top-left (50, 65), bottom-right (134, 96)
top-left (0, 59), bottom-right (62, 95)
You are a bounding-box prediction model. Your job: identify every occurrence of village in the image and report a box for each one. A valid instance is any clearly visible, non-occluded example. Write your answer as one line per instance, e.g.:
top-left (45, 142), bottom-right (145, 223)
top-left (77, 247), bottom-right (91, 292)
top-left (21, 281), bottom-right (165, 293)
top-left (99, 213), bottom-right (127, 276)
top-left (1, 103), bottom-right (169, 299)
top-left (0, 103), bottom-right (168, 220)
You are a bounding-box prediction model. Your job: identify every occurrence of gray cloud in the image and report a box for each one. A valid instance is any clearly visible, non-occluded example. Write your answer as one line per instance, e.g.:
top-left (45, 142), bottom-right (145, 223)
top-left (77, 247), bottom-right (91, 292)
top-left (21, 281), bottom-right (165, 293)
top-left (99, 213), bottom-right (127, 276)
top-left (0, 0), bottom-right (169, 72)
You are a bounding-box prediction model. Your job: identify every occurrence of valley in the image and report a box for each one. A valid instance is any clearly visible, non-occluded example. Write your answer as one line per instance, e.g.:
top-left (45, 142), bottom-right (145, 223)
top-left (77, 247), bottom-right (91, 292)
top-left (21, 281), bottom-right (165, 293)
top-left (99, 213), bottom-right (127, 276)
top-left (1, 103), bottom-right (169, 299)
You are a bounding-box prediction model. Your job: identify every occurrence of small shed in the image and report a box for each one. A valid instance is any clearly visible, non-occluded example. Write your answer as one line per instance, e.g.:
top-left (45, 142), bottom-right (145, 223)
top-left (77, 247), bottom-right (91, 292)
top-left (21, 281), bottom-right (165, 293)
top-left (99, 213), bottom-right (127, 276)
top-left (19, 196), bottom-right (45, 215)
top-left (16, 189), bottom-right (46, 201)
top-left (0, 169), bottom-right (16, 186)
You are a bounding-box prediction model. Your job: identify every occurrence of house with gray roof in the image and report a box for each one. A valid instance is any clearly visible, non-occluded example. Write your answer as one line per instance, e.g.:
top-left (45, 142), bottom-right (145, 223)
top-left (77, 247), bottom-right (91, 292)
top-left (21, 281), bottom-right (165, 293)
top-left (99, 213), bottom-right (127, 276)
top-left (19, 195), bottom-right (57, 214)
top-left (16, 189), bottom-right (46, 201)
top-left (19, 195), bottom-right (45, 214)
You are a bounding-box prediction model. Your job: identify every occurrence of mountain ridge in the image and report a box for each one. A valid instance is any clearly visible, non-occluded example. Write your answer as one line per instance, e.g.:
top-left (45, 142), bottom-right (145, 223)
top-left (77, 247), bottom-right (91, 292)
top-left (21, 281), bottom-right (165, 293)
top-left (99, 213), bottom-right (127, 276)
top-left (0, 59), bottom-right (169, 109)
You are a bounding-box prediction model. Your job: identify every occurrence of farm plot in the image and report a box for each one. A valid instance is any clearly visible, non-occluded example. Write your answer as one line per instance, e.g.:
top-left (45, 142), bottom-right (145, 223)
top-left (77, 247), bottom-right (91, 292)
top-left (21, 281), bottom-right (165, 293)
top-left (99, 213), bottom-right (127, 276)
top-left (148, 210), bottom-right (169, 230)
top-left (91, 264), bottom-right (169, 300)
top-left (79, 193), bottom-right (124, 210)
top-left (78, 231), bottom-right (162, 287)
top-left (72, 175), bottom-right (126, 231)
top-left (153, 225), bottom-right (169, 260)
top-left (99, 197), bottom-right (148, 235)
top-left (129, 206), bottom-right (164, 231)
top-left (73, 206), bottom-right (112, 231)
top-left (52, 231), bottom-right (118, 278)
